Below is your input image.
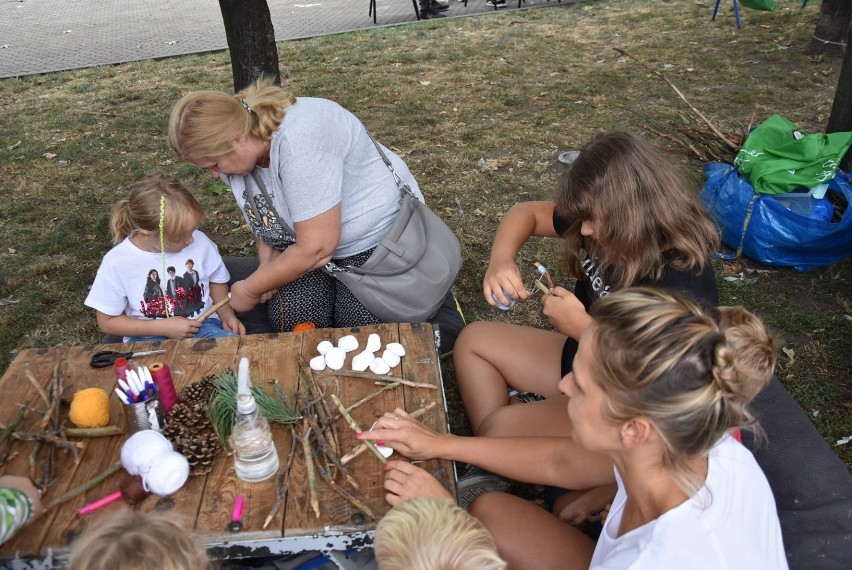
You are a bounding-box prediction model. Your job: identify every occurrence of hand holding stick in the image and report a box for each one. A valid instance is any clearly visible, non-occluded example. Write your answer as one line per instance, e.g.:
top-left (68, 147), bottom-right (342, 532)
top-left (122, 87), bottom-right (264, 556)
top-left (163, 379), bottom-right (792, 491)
top-left (196, 295), bottom-right (231, 324)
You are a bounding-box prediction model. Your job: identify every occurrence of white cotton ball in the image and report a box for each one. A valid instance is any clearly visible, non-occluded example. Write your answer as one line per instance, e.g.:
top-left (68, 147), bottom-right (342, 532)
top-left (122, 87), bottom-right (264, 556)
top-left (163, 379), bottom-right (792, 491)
top-left (369, 358), bottom-right (391, 375)
top-left (309, 354), bottom-right (326, 371)
top-left (385, 342), bottom-right (406, 357)
top-left (120, 430), bottom-right (173, 476)
top-left (366, 333), bottom-right (382, 353)
top-left (352, 350), bottom-right (375, 372)
top-left (325, 347), bottom-right (346, 370)
top-left (381, 349), bottom-right (401, 369)
top-left (143, 450), bottom-right (189, 496)
top-left (317, 341), bottom-right (334, 355)
top-left (337, 335), bottom-right (359, 353)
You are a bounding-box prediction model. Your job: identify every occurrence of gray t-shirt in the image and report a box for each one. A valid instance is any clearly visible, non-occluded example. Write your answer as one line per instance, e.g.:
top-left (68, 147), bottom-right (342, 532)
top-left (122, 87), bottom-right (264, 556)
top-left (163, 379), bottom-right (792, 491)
top-left (224, 97), bottom-right (423, 258)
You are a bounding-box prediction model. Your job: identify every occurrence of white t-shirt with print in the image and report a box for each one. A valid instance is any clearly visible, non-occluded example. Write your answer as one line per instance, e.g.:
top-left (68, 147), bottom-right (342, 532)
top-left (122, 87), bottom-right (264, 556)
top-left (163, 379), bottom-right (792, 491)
top-left (85, 231), bottom-right (230, 339)
top-left (591, 434), bottom-right (788, 570)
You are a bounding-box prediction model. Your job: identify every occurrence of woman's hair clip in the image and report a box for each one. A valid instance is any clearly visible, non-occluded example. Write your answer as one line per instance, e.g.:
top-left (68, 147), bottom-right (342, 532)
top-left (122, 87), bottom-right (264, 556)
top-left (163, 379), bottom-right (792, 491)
top-left (239, 99), bottom-right (253, 115)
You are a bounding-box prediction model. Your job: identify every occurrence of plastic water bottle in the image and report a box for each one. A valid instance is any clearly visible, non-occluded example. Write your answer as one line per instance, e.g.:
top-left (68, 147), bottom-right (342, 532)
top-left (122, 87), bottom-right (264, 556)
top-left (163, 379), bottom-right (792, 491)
top-left (230, 358), bottom-right (279, 482)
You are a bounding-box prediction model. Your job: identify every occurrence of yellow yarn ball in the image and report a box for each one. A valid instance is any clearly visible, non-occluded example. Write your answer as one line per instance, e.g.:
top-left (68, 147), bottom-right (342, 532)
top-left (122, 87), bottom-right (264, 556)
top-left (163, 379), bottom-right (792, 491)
top-left (69, 388), bottom-right (110, 428)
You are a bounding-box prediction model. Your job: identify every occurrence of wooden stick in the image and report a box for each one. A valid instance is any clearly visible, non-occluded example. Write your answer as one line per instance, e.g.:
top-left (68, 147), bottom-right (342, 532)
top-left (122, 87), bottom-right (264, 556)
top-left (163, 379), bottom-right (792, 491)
top-left (612, 47), bottom-right (737, 151)
top-left (41, 461), bottom-right (121, 514)
top-left (299, 359), bottom-right (339, 454)
top-left (325, 370), bottom-right (438, 390)
top-left (196, 296), bottom-right (231, 324)
top-left (13, 432), bottom-right (84, 452)
top-left (300, 422), bottom-right (320, 519)
top-left (533, 280), bottom-right (551, 295)
top-left (341, 401), bottom-right (436, 465)
top-left (263, 426), bottom-right (298, 529)
top-left (534, 262), bottom-right (555, 290)
top-left (24, 370), bottom-right (50, 407)
top-left (66, 426), bottom-right (124, 438)
top-left (315, 457), bottom-right (378, 522)
top-left (0, 406), bottom-right (28, 448)
top-left (330, 394), bottom-right (387, 465)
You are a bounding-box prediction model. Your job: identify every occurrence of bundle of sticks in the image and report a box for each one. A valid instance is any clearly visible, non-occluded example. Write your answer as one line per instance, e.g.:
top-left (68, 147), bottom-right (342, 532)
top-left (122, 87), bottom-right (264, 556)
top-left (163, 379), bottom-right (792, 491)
top-left (262, 358), bottom-right (436, 528)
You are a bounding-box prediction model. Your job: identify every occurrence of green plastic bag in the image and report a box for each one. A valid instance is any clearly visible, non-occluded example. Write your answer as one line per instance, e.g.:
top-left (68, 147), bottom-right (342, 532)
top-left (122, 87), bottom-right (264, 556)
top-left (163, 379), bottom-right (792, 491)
top-left (734, 114), bottom-right (852, 195)
top-left (739, 0), bottom-right (775, 11)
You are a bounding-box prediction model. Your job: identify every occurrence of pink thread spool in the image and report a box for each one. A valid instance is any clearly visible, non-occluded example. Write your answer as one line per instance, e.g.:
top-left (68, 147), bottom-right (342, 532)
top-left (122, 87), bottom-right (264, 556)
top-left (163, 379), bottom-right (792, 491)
top-left (149, 362), bottom-right (178, 416)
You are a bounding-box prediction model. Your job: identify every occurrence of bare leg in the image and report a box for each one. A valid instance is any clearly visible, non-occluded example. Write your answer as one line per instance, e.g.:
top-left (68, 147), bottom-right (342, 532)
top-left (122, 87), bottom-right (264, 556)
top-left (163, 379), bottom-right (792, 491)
top-left (454, 322), bottom-right (566, 434)
top-left (478, 397), bottom-right (572, 437)
top-left (469, 492), bottom-right (596, 570)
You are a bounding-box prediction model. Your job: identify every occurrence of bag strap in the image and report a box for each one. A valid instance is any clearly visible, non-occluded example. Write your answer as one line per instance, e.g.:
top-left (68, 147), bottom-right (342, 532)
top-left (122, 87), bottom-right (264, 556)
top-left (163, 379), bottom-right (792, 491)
top-left (243, 169), bottom-right (297, 239)
top-left (365, 131), bottom-right (418, 200)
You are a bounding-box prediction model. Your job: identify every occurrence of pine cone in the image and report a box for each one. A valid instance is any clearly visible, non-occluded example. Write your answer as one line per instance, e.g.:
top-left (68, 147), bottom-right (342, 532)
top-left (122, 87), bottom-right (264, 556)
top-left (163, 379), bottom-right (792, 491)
top-left (179, 375), bottom-right (217, 405)
top-left (165, 401), bottom-right (210, 434)
top-left (173, 431), bottom-right (220, 476)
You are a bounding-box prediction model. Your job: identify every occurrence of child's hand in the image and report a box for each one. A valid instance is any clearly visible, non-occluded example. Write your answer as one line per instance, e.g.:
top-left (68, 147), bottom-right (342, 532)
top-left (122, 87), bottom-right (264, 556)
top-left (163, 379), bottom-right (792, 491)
top-left (222, 315), bottom-right (246, 335)
top-left (382, 460), bottom-right (455, 507)
top-left (161, 317), bottom-right (201, 339)
top-left (483, 259), bottom-right (529, 307)
top-left (542, 287), bottom-right (592, 340)
top-left (557, 484), bottom-right (616, 527)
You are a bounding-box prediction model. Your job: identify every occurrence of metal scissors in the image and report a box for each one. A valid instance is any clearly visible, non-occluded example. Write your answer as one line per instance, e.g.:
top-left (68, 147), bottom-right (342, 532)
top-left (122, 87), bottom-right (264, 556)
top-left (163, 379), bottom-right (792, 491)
top-left (89, 349), bottom-right (167, 368)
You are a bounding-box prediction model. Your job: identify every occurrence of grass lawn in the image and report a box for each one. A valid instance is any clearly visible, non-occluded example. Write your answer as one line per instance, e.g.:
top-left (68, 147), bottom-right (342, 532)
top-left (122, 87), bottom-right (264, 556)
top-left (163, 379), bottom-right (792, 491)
top-left (0, 0), bottom-right (849, 466)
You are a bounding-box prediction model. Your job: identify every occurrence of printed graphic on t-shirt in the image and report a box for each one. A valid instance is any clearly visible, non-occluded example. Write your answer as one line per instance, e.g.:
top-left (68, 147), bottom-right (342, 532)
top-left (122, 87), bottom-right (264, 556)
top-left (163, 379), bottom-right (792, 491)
top-left (243, 186), bottom-right (296, 250)
top-left (139, 261), bottom-right (205, 319)
top-left (581, 257), bottom-right (612, 298)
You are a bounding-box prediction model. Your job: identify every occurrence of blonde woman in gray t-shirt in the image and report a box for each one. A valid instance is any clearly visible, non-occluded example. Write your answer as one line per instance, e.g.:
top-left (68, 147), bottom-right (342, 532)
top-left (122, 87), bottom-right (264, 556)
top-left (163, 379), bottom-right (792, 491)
top-left (169, 78), bottom-right (425, 331)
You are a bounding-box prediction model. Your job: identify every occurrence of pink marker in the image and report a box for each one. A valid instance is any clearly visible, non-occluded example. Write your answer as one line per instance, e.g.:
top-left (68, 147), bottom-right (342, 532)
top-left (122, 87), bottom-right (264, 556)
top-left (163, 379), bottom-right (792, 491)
top-left (228, 495), bottom-right (245, 532)
top-left (77, 491), bottom-right (123, 517)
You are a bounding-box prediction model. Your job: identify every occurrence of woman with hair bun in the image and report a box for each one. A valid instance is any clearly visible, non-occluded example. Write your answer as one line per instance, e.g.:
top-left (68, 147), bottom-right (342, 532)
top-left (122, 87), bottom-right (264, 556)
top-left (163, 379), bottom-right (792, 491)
top-left (361, 288), bottom-right (787, 569)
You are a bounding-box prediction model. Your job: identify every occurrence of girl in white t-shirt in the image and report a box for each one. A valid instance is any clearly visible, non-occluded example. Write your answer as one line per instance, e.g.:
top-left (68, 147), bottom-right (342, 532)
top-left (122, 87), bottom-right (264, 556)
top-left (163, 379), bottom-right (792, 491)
top-left (361, 288), bottom-right (787, 569)
top-left (85, 174), bottom-right (244, 342)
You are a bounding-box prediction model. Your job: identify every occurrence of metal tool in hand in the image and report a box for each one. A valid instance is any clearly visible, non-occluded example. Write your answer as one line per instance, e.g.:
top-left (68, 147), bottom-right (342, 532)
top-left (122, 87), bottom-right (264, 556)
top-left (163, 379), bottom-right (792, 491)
top-left (89, 349), bottom-right (167, 368)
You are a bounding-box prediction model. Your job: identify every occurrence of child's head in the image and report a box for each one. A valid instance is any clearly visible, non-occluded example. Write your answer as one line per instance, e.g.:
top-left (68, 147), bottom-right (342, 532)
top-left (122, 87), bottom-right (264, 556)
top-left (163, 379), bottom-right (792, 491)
top-left (168, 77), bottom-right (295, 166)
top-left (68, 511), bottom-right (212, 570)
top-left (374, 496), bottom-right (506, 570)
top-left (109, 173), bottom-right (203, 249)
top-left (554, 131), bottom-right (719, 289)
top-left (585, 287), bottom-right (775, 492)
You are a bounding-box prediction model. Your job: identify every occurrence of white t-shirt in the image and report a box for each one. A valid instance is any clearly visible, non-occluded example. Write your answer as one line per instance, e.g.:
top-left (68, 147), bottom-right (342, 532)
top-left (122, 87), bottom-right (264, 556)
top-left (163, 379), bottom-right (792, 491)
top-left (590, 435), bottom-right (788, 570)
top-left (223, 97), bottom-right (424, 258)
top-left (85, 231), bottom-right (230, 340)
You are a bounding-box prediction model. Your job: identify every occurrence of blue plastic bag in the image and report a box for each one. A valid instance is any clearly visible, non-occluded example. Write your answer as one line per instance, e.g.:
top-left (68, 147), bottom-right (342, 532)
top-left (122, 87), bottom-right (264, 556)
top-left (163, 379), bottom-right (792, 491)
top-left (700, 162), bottom-right (852, 272)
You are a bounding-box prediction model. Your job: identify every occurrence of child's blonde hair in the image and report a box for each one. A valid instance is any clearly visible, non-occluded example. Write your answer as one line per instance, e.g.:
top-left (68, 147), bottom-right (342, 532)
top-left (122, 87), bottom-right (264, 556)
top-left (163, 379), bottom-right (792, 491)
top-left (375, 496), bottom-right (507, 570)
top-left (67, 511), bottom-right (212, 570)
top-left (109, 173), bottom-right (203, 245)
top-left (168, 77), bottom-right (295, 165)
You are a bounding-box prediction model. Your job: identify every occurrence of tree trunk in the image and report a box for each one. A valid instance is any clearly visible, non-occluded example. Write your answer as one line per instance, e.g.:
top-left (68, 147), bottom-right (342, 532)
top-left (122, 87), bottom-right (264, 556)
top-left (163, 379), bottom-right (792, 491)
top-left (811, 0), bottom-right (852, 54)
top-left (827, 24), bottom-right (852, 171)
top-left (218, 0), bottom-right (281, 92)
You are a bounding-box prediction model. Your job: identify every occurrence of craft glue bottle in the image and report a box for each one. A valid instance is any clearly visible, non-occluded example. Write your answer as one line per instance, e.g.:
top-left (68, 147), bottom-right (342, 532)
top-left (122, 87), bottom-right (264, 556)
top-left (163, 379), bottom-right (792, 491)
top-left (230, 357), bottom-right (279, 482)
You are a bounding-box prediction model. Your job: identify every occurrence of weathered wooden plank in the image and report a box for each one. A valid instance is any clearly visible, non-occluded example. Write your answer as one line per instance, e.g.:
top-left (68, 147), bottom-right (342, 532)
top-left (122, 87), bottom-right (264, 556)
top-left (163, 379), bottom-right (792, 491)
top-left (398, 323), bottom-right (456, 497)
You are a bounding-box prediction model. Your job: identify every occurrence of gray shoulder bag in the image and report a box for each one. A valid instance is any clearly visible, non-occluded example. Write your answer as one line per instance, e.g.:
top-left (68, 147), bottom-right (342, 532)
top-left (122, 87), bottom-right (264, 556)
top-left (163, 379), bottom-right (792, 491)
top-left (243, 136), bottom-right (462, 323)
top-left (323, 134), bottom-right (463, 322)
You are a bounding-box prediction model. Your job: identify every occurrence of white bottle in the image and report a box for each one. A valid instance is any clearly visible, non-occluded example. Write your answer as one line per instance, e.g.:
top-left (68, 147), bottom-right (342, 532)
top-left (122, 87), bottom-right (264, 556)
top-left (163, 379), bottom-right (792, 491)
top-left (230, 358), bottom-right (279, 482)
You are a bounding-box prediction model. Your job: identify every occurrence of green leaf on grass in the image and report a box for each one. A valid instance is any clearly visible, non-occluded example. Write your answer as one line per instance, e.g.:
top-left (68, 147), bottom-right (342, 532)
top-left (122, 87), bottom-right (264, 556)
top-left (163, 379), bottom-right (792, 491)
top-left (203, 180), bottom-right (229, 196)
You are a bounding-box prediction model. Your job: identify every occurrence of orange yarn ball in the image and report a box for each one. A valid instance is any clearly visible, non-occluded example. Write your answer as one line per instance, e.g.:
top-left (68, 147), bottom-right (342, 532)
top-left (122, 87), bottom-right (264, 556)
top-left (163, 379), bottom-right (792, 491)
top-left (68, 387), bottom-right (111, 428)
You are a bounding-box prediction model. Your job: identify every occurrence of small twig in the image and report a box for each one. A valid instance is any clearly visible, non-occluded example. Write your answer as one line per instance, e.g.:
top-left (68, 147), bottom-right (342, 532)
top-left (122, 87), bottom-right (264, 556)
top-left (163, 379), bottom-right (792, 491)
top-left (41, 461), bottom-right (121, 514)
top-left (315, 457), bottom-right (378, 522)
top-left (533, 261), bottom-right (555, 290)
top-left (300, 422), bottom-right (320, 519)
top-left (330, 394), bottom-right (387, 465)
top-left (613, 47), bottom-right (737, 151)
top-left (0, 406), bottom-right (28, 448)
top-left (324, 370), bottom-right (438, 390)
top-left (66, 426), bottom-right (124, 438)
top-left (533, 280), bottom-right (551, 296)
top-left (340, 402), bottom-right (436, 465)
top-left (13, 432), bottom-right (84, 453)
top-left (263, 426), bottom-right (298, 529)
top-left (24, 370), bottom-right (50, 407)
top-left (300, 359), bottom-right (339, 454)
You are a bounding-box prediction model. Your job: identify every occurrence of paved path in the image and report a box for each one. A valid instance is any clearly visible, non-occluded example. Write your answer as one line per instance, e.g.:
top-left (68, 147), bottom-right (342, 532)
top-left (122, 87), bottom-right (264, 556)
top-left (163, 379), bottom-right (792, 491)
top-left (0, 0), bottom-right (569, 79)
